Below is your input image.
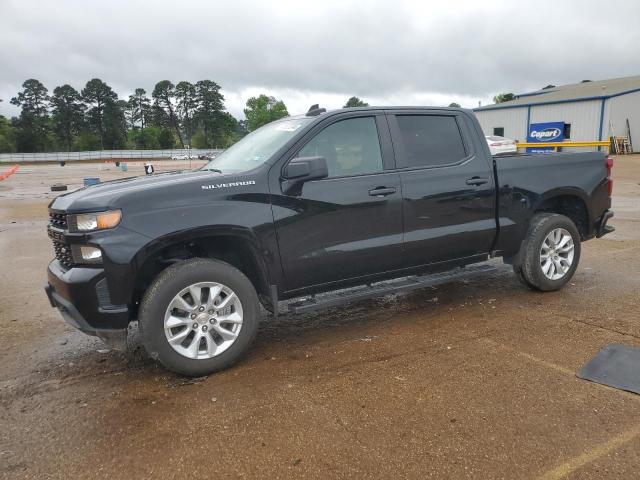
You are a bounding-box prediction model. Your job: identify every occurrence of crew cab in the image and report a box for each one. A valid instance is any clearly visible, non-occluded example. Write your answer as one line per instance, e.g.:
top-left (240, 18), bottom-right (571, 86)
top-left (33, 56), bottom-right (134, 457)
top-left (45, 106), bottom-right (614, 376)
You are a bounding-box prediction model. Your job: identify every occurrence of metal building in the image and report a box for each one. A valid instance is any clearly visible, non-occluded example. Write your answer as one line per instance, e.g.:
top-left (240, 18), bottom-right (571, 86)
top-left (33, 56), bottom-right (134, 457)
top-left (474, 75), bottom-right (640, 152)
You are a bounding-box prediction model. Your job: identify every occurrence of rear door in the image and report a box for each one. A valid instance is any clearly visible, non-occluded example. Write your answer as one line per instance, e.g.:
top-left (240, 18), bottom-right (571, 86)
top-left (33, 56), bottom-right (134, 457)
top-left (271, 113), bottom-right (404, 292)
top-left (387, 111), bottom-right (496, 267)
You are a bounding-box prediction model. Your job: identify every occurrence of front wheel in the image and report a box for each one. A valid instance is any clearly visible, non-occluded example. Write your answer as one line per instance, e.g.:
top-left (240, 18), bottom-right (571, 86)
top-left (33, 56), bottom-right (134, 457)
top-left (514, 213), bottom-right (581, 291)
top-left (139, 258), bottom-right (260, 376)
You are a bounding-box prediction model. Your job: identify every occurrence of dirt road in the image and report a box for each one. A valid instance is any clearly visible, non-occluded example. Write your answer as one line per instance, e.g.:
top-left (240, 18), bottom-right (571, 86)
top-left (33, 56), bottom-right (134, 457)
top-left (1, 158), bottom-right (639, 479)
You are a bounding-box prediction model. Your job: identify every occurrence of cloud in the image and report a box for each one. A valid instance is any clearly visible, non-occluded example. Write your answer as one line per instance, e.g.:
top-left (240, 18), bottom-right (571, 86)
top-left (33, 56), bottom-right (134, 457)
top-left (1, 0), bottom-right (639, 118)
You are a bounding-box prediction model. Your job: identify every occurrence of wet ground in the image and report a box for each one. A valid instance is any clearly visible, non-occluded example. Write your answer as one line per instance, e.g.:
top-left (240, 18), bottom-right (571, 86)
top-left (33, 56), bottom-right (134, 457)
top-left (1, 157), bottom-right (639, 479)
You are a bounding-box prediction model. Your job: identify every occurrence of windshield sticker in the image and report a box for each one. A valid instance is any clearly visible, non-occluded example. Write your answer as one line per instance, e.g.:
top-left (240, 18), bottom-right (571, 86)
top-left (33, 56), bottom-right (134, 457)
top-left (275, 123), bottom-right (303, 132)
top-left (201, 180), bottom-right (256, 190)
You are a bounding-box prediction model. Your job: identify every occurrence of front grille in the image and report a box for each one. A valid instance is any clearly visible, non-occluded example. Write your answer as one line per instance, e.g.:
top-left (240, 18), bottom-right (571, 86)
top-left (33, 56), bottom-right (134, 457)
top-left (49, 210), bottom-right (75, 269)
top-left (49, 211), bottom-right (68, 230)
top-left (52, 240), bottom-right (75, 269)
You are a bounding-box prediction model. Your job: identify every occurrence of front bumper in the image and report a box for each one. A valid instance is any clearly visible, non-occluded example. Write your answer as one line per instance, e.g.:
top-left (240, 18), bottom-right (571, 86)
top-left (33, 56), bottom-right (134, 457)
top-left (596, 210), bottom-right (615, 238)
top-left (45, 260), bottom-right (130, 337)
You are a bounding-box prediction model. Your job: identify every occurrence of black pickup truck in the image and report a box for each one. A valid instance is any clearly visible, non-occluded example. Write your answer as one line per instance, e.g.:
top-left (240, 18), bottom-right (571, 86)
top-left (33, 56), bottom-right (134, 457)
top-left (45, 106), bottom-right (614, 376)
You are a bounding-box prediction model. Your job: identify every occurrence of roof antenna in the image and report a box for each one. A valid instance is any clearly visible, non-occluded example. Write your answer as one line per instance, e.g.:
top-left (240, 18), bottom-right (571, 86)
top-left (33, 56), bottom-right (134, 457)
top-left (306, 104), bottom-right (326, 116)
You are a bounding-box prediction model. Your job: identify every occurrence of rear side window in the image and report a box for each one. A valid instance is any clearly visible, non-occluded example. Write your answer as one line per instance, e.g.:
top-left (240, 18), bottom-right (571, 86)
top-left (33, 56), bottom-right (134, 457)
top-left (395, 115), bottom-right (467, 168)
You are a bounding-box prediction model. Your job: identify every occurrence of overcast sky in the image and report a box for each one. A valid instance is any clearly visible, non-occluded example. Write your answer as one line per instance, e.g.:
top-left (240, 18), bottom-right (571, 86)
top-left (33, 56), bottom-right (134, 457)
top-left (1, 0), bottom-right (639, 119)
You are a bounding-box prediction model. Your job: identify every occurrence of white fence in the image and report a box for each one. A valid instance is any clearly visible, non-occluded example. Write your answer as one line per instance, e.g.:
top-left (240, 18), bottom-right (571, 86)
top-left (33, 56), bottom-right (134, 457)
top-left (0, 149), bottom-right (224, 163)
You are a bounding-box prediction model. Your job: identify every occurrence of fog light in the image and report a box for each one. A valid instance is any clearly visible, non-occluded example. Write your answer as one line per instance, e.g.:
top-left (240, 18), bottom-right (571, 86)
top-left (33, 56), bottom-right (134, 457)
top-left (79, 246), bottom-right (102, 261)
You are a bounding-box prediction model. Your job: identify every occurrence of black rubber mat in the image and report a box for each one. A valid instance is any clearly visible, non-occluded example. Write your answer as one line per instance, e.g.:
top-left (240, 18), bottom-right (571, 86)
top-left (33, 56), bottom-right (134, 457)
top-left (577, 344), bottom-right (640, 394)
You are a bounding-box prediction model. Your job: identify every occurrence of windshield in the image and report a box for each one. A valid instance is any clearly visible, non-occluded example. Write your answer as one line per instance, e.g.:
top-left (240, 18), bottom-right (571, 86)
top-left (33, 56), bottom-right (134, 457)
top-left (203, 118), bottom-right (311, 173)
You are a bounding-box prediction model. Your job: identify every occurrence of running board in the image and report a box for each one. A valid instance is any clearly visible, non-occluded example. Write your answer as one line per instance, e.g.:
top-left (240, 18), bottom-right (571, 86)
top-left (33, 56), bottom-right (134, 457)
top-left (287, 264), bottom-right (497, 314)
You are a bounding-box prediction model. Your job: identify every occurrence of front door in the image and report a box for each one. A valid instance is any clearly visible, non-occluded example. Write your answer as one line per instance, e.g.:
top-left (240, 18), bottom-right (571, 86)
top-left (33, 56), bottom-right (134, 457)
top-left (271, 114), bottom-right (404, 293)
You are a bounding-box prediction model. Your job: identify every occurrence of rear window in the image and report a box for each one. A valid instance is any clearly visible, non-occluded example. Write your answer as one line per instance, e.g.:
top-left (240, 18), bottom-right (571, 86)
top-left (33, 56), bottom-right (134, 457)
top-left (395, 115), bottom-right (467, 168)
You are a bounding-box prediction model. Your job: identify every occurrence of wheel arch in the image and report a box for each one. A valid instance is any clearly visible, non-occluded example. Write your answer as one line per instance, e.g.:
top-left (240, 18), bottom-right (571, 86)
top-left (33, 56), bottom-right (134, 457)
top-left (532, 188), bottom-right (591, 239)
top-left (503, 189), bottom-right (590, 266)
top-left (131, 227), bottom-right (272, 316)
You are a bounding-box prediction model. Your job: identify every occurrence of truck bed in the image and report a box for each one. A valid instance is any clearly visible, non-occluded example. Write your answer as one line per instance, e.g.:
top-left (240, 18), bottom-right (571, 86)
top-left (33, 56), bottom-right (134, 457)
top-left (492, 150), bottom-right (611, 255)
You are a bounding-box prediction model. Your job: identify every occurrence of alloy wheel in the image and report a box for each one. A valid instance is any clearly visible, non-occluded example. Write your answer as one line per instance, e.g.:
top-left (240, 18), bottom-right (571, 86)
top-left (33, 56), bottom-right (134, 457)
top-left (540, 228), bottom-right (575, 280)
top-left (163, 282), bottom-right (243, 359)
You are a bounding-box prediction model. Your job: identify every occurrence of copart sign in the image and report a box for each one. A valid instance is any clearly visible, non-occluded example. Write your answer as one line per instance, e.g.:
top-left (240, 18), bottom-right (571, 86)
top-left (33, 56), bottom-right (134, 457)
top-left (527, 121), bottom-right (565, 153)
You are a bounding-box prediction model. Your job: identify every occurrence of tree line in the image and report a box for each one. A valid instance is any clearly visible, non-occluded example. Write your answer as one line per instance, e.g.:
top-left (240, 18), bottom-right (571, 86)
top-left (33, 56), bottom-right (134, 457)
top-left (0, 79), bottom-right (298, 153)
top-left (0, 82), bottom-right (380, 154)
top-left (0, 83), bottom-right (561, 153)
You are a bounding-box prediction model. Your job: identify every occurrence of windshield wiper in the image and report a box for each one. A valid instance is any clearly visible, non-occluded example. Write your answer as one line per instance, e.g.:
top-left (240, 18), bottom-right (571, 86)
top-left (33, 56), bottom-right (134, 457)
top-left (204, 167), bottom-right (223, 173)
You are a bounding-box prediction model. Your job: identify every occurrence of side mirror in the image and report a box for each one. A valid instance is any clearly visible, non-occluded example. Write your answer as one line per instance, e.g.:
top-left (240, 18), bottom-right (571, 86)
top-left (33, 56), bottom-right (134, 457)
top-left (282, 156), bottom-right (328, 194)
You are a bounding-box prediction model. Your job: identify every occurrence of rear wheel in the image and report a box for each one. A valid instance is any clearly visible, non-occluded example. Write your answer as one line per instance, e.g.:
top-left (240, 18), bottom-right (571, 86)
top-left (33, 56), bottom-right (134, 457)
top-left (514, 213), bottom-right (581, 291)
top-left (513, 264), bottom-right (534, 289)
top-left (139, 258), bottom-right (260, 376)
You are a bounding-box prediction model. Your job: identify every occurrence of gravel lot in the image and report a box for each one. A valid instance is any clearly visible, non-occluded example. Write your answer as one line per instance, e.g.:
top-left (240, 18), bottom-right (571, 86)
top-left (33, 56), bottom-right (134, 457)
top-left (1, 157), bottom-right (639, 479)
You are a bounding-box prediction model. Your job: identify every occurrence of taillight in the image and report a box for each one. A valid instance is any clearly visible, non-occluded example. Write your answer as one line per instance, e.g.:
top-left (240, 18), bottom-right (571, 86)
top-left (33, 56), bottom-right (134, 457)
top-left (490, 142), bottom-right (502, 147)
top-left (606, 156), bottom-right (613, 197)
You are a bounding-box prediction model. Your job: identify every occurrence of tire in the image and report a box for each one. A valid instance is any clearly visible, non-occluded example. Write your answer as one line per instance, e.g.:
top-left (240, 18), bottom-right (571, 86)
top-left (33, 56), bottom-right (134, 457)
top-left (512, 264), bottom-right (535, 289)
top-left (514, 213), bottom-right (581, 292)
top-left (139, 258), bottom-right (260, 376)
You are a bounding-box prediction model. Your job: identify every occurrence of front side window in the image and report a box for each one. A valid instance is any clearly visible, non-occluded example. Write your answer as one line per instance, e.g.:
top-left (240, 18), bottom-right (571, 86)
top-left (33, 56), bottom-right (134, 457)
top-left (395, 115), bottom-right (467, 168)
top-left (296, 117), bottom-right (383, 177)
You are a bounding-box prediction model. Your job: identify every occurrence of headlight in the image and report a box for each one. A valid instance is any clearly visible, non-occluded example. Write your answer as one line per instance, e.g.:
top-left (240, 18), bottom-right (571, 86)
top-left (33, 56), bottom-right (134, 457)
top-left (74, 210), bottom-right (122, 232)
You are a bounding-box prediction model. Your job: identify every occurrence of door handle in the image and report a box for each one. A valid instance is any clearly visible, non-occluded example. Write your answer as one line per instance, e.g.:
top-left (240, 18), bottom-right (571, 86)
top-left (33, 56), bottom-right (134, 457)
top-left (466, 177), bottom-right (489, 186)
top-left (368, 187), bottom-right (397, 197)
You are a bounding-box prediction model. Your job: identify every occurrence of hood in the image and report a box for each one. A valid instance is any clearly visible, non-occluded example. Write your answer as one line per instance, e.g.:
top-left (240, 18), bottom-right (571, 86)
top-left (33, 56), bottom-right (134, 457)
top-left (49, 169), bottom-right (232, 212)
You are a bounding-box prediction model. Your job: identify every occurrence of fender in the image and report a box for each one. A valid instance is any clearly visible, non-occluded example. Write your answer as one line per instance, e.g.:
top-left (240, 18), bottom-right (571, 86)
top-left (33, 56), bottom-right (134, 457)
top-left (495, 185), bottom-right (592, 257)
top-left (132, 225), bottom-right (275, 299)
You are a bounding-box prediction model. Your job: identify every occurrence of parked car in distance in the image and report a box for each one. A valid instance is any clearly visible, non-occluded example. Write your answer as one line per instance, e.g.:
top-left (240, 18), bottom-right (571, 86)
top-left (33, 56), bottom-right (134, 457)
top-left (171, 154), bottom-right (199, 160)
top-left (45, 105), bottom-right (614, 376)
top-left (486, 135), bottom-right (517, 155)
